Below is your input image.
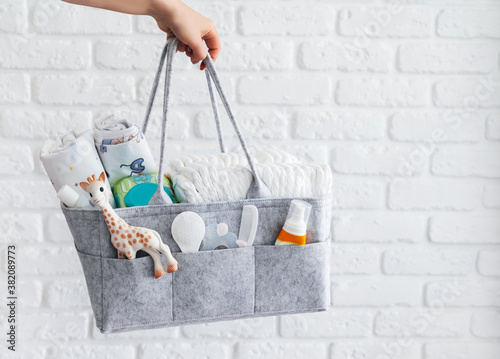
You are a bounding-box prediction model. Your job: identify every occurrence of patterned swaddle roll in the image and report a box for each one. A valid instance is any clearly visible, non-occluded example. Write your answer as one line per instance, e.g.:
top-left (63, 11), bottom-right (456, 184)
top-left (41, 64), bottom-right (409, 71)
top-left (40, 129), bottom-right (115, 208)
top-left (93, 114), bottom-right (157, 189)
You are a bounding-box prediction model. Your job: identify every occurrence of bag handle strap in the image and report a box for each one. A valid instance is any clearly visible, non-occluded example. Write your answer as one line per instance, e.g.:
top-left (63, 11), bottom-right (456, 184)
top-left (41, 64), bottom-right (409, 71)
top-left (141, 40), bottom-right (225, 153)
top-left (206, 70), bottom-right (226, 153)
top-left (141, 40), bottom-right (169, 136)
top-left (146, 38), bottom-right (271, 206)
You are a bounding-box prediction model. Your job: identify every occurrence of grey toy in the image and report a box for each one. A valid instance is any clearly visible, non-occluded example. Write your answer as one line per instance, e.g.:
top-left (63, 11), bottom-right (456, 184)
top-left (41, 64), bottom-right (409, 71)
top-left (201, 222), bottom-right (239, 250)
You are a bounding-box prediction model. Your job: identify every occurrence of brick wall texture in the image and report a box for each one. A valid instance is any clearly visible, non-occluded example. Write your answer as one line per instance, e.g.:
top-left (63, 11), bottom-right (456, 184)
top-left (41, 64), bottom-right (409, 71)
top-left (1, 0), bottom-right (500, 358)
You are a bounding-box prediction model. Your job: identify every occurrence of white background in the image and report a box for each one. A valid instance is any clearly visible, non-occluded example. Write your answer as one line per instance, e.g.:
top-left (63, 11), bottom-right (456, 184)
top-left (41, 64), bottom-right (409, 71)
top-left (1, 0), bottom-right (500, 358)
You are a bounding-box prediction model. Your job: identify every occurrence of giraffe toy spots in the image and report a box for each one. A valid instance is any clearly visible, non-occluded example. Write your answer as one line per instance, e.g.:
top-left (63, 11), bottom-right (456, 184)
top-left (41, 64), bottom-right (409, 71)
top-left (80, 172), bottom-right (178, 278)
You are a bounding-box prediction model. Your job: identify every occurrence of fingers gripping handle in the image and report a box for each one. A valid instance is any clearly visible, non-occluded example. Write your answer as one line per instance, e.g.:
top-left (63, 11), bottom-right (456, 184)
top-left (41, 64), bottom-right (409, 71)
top-left (148, 38), bottom-right (271, 206)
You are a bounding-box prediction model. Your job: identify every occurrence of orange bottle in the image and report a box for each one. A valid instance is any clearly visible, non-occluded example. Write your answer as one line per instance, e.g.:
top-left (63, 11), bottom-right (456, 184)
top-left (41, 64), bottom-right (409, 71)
top-left (275, 200), bottom-right (312, 246)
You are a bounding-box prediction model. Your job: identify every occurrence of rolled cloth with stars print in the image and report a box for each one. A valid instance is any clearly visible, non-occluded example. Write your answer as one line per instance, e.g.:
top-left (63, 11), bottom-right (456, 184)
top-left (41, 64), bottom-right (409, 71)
top-left (93, 114), bottom-right (157, 189)
top-left (40, 129), bottom-right (115, 208)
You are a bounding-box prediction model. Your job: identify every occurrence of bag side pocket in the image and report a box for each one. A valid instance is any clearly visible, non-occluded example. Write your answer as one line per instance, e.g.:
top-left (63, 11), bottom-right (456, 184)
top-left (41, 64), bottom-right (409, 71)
top-left (254, 241), bottom-right (330, 314)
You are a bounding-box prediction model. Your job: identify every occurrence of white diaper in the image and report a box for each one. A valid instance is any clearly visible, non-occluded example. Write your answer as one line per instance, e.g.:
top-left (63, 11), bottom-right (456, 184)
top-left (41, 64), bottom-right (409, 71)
top-left (168, 147), bottom-right (332, 203)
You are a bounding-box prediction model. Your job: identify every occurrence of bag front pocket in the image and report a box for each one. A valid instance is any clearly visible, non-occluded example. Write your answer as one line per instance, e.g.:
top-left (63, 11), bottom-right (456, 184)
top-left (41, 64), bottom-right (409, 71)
top-left (77, 249), bottom-right (104, 329)
top-left (172, 246), bottom-right (255, 323)
top-left (254, 241), bottom-right (330, 314)
top-left (100, 255), bottom-right (173, 333)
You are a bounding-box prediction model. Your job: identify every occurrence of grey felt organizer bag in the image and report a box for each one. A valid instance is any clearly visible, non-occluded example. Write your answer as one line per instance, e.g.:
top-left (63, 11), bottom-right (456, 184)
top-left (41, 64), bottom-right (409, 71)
top-left (62, 38), bottom-right (332, 334)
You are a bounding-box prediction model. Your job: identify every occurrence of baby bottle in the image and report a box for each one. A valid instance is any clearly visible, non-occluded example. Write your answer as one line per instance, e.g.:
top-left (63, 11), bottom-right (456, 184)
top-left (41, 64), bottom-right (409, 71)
top-left (275, 200), bottom-right (312, 246)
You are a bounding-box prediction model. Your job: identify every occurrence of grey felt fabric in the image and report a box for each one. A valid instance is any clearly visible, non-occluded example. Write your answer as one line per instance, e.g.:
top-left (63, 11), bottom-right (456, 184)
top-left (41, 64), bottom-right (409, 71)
top-left (68, 194), bottom-right (332, 334)
top-left (64, 38), bottom-right (332, 333)
top-left (63, 195), bottom-right (332, 258)
top-left (101, 254), bottom-right (173, 331)
top-left (254, 241), bottom-right (330, 314)
top-left (76, 247), bottom-right (103, 329)
top-left (206, 70), bottom-right (226, 153)
top-left (172, 246), bottom-right (254, 322)
top-left (149, 38), bottom-right (177, 202)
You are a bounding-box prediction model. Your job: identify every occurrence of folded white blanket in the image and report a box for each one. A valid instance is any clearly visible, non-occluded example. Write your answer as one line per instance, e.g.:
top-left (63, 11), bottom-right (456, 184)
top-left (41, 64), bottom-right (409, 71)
top-left (93, 115), bottom-right (157, 188)
top-left (40, 130), bottom-right (115, 208)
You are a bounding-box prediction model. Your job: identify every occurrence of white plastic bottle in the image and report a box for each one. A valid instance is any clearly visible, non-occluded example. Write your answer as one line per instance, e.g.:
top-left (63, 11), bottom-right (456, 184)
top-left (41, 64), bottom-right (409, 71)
top-left (275, 200), bottom-right (312, 246)
top-left (57, 185), bottom-right (89, 208)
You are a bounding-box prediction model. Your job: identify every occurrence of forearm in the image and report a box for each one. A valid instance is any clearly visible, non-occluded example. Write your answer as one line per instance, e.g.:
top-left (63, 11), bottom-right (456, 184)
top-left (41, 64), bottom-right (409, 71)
top-left (61, 0), bottom-right (220, 69)
top-left (60, 0), bottom-right (177, 16)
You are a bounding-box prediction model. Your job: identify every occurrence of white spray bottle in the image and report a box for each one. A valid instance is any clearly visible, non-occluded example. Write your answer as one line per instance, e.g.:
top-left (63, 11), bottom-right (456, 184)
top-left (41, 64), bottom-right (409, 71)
top-left (275, 200), bottom-right (312, 246)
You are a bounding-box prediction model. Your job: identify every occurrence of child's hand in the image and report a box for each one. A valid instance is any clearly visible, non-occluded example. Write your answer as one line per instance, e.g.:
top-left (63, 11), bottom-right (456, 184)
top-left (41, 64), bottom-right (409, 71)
top-left (149, 0), bottom-right (220, 70)
top-left (61, 0), bottom-right (220, 70)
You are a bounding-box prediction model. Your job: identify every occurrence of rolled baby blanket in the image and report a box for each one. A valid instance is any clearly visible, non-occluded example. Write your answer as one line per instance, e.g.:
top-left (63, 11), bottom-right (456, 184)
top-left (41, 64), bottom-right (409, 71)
top-left (93, 115), bottom-right (157, 189)
top-left (40, 129), bottom-right (115, 208)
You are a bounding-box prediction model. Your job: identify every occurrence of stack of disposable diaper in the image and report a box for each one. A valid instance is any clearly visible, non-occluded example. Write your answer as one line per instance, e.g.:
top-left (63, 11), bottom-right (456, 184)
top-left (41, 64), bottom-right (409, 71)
top-left (167, 148), bottom-right (332, 203)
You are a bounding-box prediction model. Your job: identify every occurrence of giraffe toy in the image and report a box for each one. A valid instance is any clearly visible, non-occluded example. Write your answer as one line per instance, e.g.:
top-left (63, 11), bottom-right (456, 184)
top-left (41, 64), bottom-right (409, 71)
top-left (79, 172), bottom-right (178, 278)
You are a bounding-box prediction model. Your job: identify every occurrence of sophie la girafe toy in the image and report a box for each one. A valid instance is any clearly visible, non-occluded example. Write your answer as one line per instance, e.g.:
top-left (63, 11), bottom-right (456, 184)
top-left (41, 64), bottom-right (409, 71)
top-left (80, 172), bottom-right (178, 278)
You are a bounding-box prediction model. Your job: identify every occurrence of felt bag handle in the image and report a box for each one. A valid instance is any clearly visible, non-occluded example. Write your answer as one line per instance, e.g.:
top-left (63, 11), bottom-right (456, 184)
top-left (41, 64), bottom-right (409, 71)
top-left (141, 41), bottom-right (225, 153)
top-left (142, 37), bottom-right (271, 206)
top-left (206, 70), bottom-right (226, 153)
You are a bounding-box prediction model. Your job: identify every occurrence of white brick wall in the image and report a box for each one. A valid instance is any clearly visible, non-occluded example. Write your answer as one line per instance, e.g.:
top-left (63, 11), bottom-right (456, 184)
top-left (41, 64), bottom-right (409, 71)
top-left (0, 0), bottom-right (499, 358)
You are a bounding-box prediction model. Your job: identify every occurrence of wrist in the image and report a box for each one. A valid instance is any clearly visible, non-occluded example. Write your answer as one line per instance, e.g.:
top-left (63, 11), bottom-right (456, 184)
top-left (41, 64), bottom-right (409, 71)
top-left (147, 0), bottom-right (182, 18)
